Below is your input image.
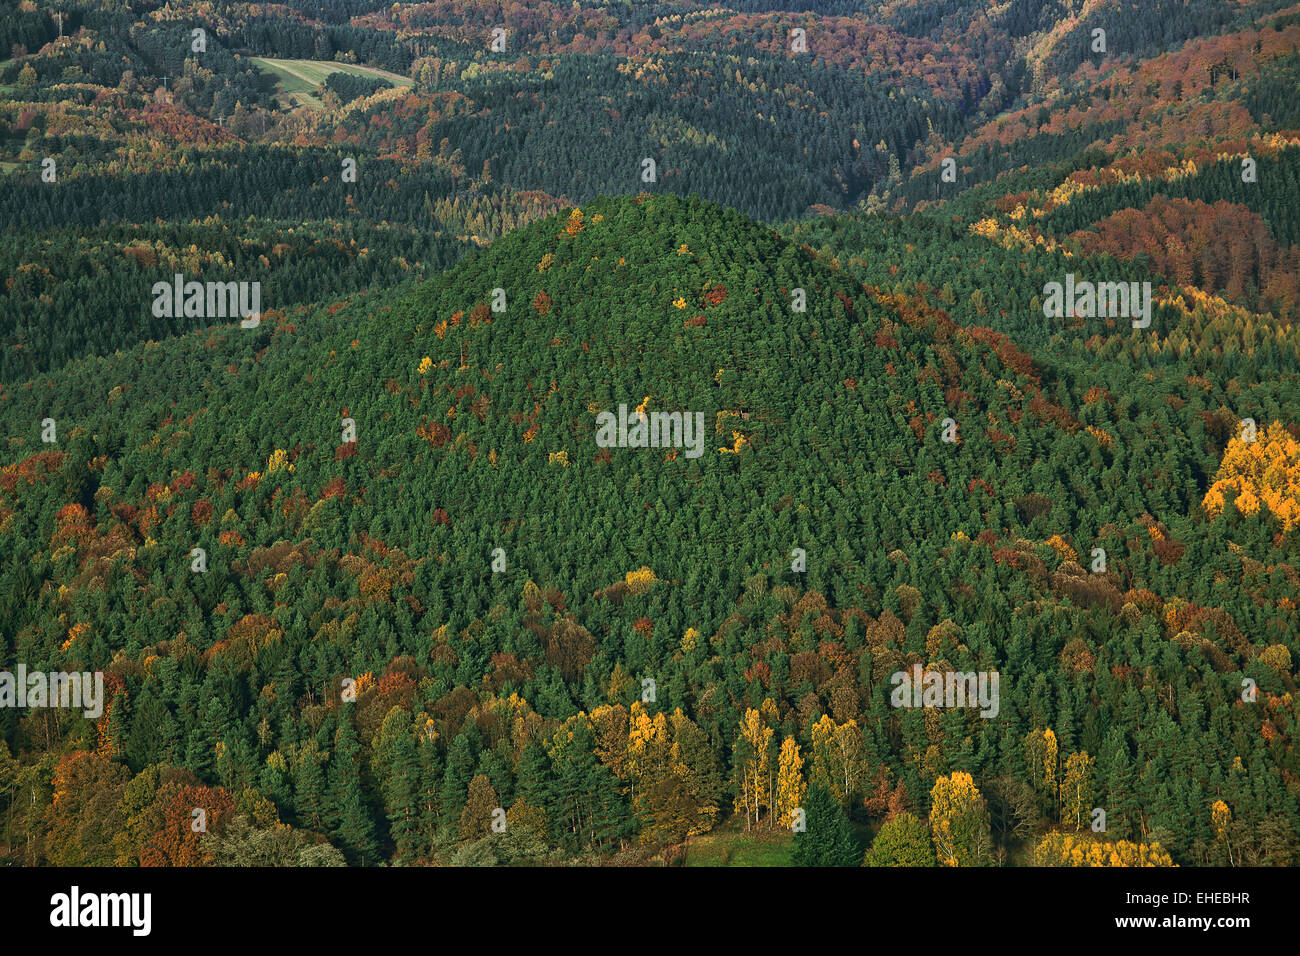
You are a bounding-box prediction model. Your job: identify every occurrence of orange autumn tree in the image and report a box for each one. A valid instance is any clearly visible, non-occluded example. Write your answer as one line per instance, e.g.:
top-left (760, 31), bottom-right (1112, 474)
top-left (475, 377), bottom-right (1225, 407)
top-left (1202, 421), bottom-right (1300, 530)
top-left (131, 784), bottom-right (237, 867)
top-left (563, 208), bottom-right (584, 236)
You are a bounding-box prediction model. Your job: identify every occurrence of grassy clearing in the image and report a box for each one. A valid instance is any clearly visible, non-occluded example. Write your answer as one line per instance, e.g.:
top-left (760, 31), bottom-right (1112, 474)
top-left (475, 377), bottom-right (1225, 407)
top-left (248, 57), bottom-right (411, 109)
top-left (682, 823), bottom-right (796, 867)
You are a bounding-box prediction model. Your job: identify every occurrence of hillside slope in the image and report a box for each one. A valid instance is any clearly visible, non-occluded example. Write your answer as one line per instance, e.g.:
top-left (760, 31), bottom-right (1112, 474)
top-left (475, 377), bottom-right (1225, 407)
top-left (1, 195), bottom-right (1296, 866)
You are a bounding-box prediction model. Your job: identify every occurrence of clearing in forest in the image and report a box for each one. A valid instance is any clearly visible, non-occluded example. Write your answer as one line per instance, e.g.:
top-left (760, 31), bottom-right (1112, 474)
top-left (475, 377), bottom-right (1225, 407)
top-left (249, 57), bottom-right (412, 109)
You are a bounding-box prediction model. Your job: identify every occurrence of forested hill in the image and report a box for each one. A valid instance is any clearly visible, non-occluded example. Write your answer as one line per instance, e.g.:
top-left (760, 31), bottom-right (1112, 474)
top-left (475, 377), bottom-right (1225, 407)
top-left (7, 0), bottom-right (1300, 382)
top-left (1, 195), bottom-right (1296, 867)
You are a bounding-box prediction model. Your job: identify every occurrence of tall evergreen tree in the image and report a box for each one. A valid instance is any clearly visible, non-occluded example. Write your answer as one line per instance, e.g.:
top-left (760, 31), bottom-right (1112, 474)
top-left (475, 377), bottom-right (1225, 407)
top-left (793, 785), bottom-right (859, 867)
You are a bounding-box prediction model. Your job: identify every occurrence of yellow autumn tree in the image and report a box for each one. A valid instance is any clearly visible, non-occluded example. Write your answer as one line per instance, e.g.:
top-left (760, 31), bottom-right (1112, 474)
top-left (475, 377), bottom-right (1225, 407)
top-left (662, 709), bottom-right (721, 839)
top-left (1060, 751), bottom-right (1095, 829)
top-left (810, 715), bottom-right (867, 807)
top-left (732, 708), bottom-right (772, 830)
top-left (590, 703), bottom-right (630, 782)
top-left (626, 702), bottom-right (669, 811)
top-left (459, 775), bottom-right (499, 840)
top-left (265, 448), bottom-right (291, 474)
top-left (1023, 728), bottom-right (1058, 801)
top-left (629, 703), bottom-right (719, 846)
top-left (929, 772), bottom-right (993, 867)
top-left (624, 566), bottom-right (657, 596)
top-left (506, 798), bottom-right (548, 836)
top-left (1045, 534), bottom-right (1077, 561)
top-left (605, 665), bottom-right (632, 704)
top-left (1202, 421), bottom-right (1300, 530)
top-left (1211, 799), bottom-right (1234, 866)
top-left (1042, 729), bottom-right (1058, 792)
top-left (1032, 833), bottom-right (1176, 867)
top-left (623, 709), bottom-right (722, 846)
top-left (1261, 644), bottom-right (1292, 674)
top-left (1211, 799), bottom-right (1231, 836)
top-left (680, 627), bottom-right (699, 652)
top-left (774, 736), bottom-right (806, 832)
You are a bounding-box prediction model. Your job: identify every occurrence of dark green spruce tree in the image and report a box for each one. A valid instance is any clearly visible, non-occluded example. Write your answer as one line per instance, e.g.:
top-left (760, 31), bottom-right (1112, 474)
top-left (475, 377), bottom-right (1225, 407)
top-left (793, 785), bottom-right (859, 867)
